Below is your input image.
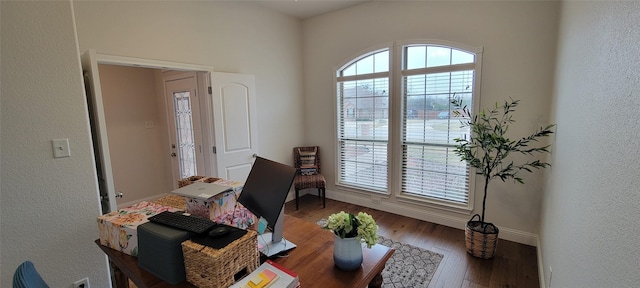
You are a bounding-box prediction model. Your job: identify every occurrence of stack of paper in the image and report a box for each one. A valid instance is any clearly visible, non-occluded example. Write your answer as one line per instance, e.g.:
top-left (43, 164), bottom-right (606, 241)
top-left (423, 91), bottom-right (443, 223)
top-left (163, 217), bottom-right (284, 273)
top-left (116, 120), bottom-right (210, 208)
top-left (247, 269), bottom-right (277, 288)
top-left (231, 260), bottom-right (299, 288)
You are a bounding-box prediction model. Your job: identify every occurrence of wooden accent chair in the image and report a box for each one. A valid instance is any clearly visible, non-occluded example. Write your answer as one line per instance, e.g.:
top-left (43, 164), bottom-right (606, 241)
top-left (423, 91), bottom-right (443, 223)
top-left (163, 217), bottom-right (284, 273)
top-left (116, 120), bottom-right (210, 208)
top-left (293, 146), bottom-right (326, 210)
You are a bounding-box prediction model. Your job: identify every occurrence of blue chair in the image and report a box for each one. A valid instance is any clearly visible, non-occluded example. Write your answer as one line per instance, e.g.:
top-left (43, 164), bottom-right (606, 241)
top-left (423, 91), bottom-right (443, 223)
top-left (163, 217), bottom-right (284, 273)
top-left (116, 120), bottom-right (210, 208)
top-left (13, 261), bottom-right (49, 288)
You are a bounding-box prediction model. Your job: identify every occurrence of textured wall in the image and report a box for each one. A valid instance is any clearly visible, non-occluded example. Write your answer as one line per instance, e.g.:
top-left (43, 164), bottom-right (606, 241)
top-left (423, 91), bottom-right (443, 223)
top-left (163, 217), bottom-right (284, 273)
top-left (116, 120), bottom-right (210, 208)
top-left (302, 1), bottom-right (559, 239)
top-left (0, 1), bottom-right (110, 287)
top-left (73, 1), bottom-right (306, 164)
top-left (541, 1), bottom-right (640, 287)
top-left (1, 1), bottom-right (306, 286)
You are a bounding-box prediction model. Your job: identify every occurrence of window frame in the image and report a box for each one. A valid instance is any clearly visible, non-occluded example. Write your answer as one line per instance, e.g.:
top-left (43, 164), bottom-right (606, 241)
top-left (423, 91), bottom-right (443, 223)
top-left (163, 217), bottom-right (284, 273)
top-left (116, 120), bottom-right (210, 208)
top-left (334, 46), bottom-right (392, 194)
top-left (334, 40), bottom-right (483, 214)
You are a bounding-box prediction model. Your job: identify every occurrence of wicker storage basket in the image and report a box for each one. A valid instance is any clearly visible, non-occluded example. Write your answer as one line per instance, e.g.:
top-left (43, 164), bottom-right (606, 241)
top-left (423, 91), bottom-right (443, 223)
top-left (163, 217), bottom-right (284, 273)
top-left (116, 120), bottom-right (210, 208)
top-left (152, 195), bottom-right (187, 210)
top-left (181, 230), bottom-right (259, 288)
top-left (465, 215), bottom-right (499, 259)
top-left (178, 176), bottom-right (206, 188)
top-left (200, 177), bottom-right (222, 184)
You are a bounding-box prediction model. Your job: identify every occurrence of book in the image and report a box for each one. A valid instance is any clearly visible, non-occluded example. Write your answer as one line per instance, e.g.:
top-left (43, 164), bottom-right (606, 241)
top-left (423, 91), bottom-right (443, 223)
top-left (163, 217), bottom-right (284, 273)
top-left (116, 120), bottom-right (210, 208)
top-left (247, 268), bottom-right (278, 288)
top-left (231, 260), bottom-right (299, 288)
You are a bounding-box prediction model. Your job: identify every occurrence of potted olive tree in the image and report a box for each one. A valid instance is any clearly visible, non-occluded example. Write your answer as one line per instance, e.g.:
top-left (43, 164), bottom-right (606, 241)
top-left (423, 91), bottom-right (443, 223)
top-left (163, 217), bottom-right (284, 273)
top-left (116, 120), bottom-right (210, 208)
top-left (451, 97), bottom-right (555, 259)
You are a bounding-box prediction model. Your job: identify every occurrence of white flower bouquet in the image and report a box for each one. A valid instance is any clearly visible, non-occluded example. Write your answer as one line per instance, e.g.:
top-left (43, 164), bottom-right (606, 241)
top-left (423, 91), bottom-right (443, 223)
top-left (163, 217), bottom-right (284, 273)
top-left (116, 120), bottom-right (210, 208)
top-left (323, 211), bottom-right (378, 248)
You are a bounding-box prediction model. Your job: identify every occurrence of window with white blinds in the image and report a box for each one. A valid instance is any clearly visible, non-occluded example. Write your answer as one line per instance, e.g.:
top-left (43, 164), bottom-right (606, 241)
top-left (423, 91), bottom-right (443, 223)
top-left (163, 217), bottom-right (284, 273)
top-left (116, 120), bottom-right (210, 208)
top-left (336, 50), bottom-right (390, 192)
top-left (401, 45), bottom-right (476, 204)
top-left (336, 42), bottom-right (481, 209)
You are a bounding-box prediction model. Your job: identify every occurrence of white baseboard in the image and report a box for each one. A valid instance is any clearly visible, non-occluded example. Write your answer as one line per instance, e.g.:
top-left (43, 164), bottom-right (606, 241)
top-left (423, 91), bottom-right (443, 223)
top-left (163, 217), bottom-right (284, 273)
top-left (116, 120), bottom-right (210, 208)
top-left (537, 237), bottom-right (546, 288)
top-left (321, 189), bottom-right (539, 247)
top-left (498, 226), bottom-right (539, 247)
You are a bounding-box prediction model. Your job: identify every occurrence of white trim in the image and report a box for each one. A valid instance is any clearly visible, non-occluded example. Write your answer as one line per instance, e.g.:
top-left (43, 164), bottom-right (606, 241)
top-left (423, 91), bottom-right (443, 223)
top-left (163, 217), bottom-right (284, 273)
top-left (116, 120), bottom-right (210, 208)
top-left (397, 39), bottom-right (484, 55)
top-left (337, 71), bottom-right (389, 82)
top-left (401, 62), bottom-right (477, 76)
top-left (394, 40), bottom-right (483, 214)
top-left (334, 47), bottom-right (392, 192)
top-left (395, 193), bottom-right (473, 215)
top-left (537, 237), bottom-right (547, 288)
top-left (335, 183), bottom-right (390, 197)
top-left (324, 188), bottom-right (539, 246)
top-left (334, 43), bottom-right (393, 73)
top-left (389, 42), bottom-right (403, 207)
top-left (498, 225), bottom-right (538, 247)
top-left (94, 53), bottom-right (212, 72)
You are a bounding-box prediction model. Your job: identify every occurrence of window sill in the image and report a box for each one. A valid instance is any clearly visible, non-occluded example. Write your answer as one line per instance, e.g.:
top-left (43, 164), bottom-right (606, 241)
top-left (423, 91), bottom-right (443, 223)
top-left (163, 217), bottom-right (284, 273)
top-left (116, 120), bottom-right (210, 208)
top-left (395, 192), bottom-right (473, 215)
top-left (335, 183), bottom-right (390, 197)
top-left (335, 184), bottom-right (473, 216)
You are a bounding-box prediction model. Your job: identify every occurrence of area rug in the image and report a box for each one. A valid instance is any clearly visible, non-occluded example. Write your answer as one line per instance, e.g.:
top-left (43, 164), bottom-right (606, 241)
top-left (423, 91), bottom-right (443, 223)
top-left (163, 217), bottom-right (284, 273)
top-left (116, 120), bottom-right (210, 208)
top-left (316, 219), bottom-right (444, 288)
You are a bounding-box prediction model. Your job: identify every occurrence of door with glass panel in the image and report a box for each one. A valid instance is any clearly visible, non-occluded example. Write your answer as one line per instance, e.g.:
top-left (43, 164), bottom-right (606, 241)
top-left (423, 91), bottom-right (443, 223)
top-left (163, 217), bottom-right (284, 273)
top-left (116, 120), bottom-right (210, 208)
top-left (165, 73), bottom-right (205, 186)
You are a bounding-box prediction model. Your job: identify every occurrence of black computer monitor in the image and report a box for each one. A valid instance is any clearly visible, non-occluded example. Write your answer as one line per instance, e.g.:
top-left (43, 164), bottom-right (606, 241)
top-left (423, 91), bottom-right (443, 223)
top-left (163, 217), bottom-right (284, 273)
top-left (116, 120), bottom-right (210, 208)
top-left (237, 156), bottom-right (297, 256)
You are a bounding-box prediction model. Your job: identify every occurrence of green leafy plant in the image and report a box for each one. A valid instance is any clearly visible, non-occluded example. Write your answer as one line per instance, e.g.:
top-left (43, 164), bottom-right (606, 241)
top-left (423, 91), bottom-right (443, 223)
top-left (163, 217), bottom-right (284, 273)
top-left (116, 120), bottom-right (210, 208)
top-left (451, 97), bottom-right (555, 229)
top-left (323, 211), bottom-right (378, 248)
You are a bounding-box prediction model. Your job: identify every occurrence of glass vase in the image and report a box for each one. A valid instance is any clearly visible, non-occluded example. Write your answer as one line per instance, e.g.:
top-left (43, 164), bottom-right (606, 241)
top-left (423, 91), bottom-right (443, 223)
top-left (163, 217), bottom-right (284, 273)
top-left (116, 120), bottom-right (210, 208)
top-left (333, 235), bottom-right (363, 271)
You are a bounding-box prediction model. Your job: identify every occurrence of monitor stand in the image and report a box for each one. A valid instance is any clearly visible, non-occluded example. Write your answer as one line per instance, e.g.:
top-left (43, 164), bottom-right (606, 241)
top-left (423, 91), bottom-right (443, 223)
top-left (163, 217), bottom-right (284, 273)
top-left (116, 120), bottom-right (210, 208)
top-left (258, 207), bottom-right (296, 257)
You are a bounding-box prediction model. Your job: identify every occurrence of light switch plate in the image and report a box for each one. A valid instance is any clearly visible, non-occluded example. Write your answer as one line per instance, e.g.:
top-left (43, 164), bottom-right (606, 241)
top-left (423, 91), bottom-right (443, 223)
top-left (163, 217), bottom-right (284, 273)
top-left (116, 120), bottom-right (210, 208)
top-left (52, 138), bottom-right (71, 158)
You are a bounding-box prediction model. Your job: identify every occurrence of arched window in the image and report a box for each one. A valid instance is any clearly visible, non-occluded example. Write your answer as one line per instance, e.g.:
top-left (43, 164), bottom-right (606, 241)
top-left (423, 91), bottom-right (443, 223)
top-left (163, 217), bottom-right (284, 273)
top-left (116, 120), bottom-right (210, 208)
top-left (335, 41), bottom-right (482, 211)
top-left (336, 49), bottom-right (390, 192)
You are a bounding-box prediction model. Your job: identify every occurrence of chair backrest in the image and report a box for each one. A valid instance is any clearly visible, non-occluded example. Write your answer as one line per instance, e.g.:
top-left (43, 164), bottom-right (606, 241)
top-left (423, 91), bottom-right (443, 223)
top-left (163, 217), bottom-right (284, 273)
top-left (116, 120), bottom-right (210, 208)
top-left (13, 261), bottom-right (49, 288)
top-left (293, 146), bottom-right (321, 173)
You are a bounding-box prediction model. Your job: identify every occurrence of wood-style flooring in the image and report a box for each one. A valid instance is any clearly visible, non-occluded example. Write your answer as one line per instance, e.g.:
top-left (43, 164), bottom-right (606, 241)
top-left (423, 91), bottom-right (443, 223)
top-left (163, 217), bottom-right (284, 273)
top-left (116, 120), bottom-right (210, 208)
top-left (284, 194), bottom-right (539, 288)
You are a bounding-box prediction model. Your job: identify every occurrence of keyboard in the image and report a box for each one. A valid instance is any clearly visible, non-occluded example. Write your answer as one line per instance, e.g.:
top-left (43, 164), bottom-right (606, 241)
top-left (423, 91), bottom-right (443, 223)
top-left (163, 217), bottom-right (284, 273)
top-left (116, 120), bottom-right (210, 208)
top-left (148, 211), bottom-right (216, 234)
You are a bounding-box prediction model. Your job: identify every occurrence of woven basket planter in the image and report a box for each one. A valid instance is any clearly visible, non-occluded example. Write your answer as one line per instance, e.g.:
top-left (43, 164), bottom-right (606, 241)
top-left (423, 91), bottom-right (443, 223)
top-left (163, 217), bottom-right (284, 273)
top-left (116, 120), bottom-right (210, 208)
top-left (465, 214), bottom-right (499, 259)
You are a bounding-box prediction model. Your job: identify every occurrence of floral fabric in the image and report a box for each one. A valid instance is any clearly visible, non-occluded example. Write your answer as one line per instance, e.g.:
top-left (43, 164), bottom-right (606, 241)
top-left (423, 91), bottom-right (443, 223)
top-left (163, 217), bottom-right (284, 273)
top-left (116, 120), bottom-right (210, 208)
top-left (184, 179), bottom-right (256, 228)
top-left (97, 201), bottom-right (179, 256)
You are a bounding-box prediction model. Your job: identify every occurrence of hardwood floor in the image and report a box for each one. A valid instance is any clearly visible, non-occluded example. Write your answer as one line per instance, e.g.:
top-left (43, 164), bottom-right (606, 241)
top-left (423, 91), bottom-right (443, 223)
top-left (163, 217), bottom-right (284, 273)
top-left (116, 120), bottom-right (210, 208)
top-left (284, 194), bottom-right (539, 288)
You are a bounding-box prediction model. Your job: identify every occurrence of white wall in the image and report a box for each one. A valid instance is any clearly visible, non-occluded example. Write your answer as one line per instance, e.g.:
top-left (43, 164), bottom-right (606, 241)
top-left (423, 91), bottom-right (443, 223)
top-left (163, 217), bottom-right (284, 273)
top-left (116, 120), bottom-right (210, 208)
top-left (73, 1), bottom-right (306, 164)
top-left (10, 1), bottom-right (636, 287)
top-left (0, 1), bottom-right (110, 287)
top-left (540, 2), bottom-right (640, 287)
top-left (302, 1), bottom-right (559, 241)
top-left (1, 1), bottom-right (305, 286)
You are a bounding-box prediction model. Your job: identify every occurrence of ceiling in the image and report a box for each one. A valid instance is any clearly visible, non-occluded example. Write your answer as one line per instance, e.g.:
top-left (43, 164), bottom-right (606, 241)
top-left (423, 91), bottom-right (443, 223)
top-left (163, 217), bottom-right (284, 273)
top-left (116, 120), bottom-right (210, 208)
top-left (252, 0), bottom-right (370, 19)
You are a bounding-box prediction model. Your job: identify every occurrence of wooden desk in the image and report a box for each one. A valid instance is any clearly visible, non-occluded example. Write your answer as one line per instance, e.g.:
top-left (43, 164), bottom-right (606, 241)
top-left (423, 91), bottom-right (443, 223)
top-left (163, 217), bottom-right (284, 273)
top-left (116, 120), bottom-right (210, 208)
top-left (96, 215), bottom-right (394, 288)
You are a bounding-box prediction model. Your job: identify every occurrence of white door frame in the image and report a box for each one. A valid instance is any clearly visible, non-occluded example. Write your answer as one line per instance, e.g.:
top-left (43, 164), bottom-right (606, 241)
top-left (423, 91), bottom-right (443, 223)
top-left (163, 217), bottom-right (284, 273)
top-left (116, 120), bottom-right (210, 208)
top-left (83, 49), bottom-right (214, 211)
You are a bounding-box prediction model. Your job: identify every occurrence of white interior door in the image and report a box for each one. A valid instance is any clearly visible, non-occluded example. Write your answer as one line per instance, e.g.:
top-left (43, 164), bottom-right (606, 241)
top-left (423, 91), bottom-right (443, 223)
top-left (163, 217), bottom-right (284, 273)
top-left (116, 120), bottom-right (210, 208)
top-left (210, 72), bottom-right (259, 181)
top-left (164, 73), bottom-right (205, 187)
top-left (81, 50), bottom-right (117, 214)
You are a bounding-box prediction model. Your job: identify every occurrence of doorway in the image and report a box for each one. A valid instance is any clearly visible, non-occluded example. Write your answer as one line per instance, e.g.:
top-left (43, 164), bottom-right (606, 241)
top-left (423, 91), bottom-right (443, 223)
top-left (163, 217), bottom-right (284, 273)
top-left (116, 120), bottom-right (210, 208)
top-left (95, 66), bottom-right (208, 208)
top-left (82, 50), bottom-right (259, 212)
top-left (164, 72), bottom-right (205, 188)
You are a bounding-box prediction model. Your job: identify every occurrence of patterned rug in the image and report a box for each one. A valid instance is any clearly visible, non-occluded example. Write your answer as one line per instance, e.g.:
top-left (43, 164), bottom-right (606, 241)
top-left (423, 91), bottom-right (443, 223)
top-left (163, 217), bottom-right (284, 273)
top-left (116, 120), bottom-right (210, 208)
top-left (316, 219), bottom-right (444, 288)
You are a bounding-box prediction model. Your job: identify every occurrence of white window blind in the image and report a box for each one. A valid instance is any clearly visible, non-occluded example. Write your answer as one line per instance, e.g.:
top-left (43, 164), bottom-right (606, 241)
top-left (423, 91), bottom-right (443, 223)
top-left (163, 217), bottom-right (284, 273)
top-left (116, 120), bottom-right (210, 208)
top-left (335, 43), bottom-right (480, 209)
top-left (401, 72), bottom-right (473, 203)
top-left (336, 50), bottom-right (389, 192)
top-left (401, 45), bottom-right (476, 204)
